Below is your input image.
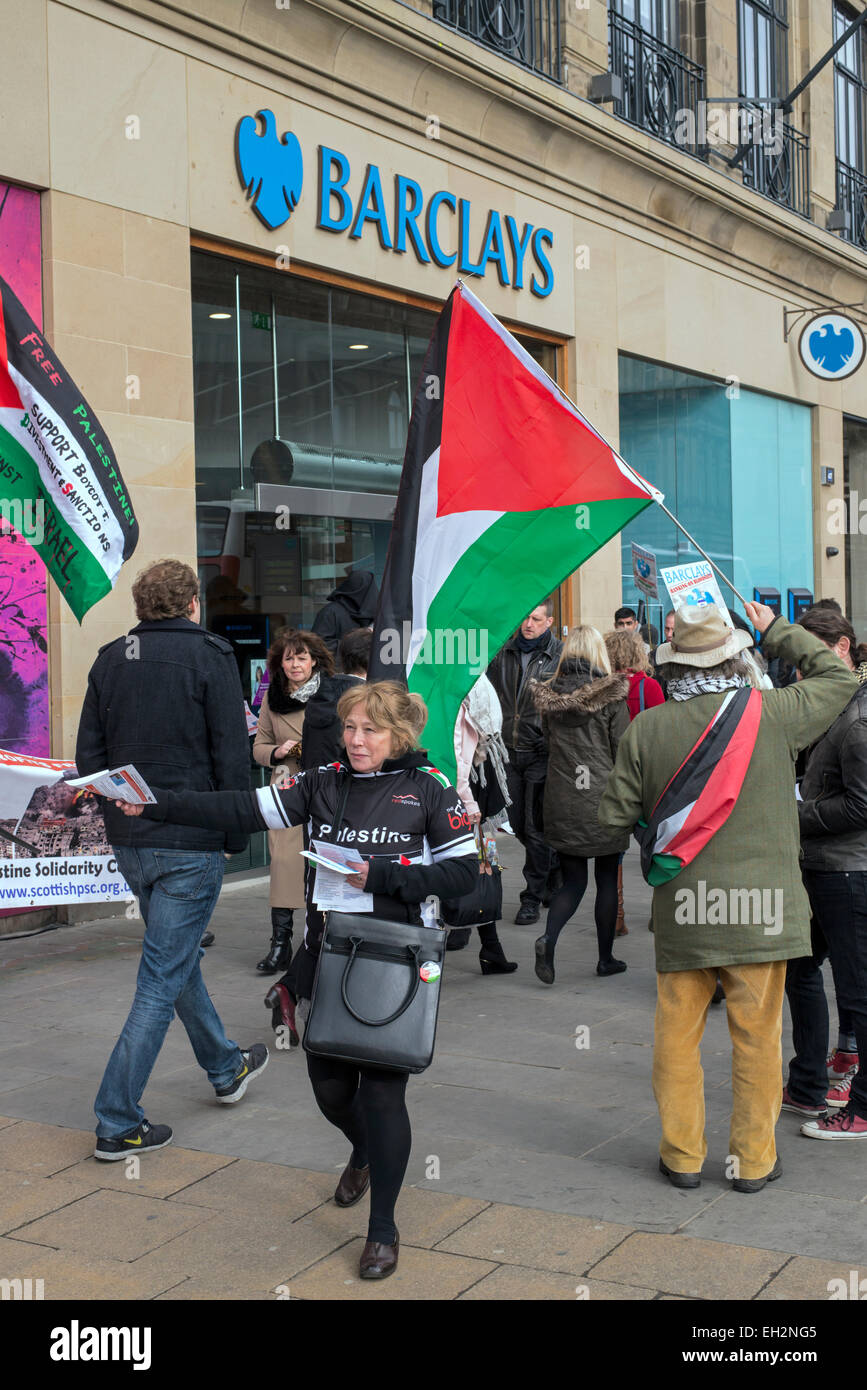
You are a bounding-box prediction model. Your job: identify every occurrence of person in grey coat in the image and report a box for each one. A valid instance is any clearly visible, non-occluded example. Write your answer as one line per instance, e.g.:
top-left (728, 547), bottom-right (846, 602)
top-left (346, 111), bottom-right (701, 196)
top-left (530, 626), bottom-right (630, 984)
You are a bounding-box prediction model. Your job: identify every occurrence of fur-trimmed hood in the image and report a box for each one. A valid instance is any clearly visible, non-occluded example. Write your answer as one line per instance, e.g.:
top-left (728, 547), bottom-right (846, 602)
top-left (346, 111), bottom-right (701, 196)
top-left (530, 661), bottom-right (630, 717)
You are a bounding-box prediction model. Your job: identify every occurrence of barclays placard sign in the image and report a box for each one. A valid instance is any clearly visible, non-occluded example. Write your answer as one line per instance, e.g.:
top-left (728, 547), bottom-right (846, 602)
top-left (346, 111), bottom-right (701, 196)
top-left (235, 109), bottom-right (554, 298)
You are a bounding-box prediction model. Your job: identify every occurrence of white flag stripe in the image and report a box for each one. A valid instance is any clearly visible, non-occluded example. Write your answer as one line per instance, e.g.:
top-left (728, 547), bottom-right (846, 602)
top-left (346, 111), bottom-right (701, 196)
top-left (2, 365), bottom-right (125, 575)
top-left (408, 445), bottom-right (502, 677)
top-left (652, 801), bottom-right (695, 854)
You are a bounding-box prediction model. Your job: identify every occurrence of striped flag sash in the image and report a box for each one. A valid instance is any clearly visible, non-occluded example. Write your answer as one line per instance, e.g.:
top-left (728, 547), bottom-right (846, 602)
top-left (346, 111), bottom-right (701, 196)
top-left (637, 687), bottom-right (763, 886)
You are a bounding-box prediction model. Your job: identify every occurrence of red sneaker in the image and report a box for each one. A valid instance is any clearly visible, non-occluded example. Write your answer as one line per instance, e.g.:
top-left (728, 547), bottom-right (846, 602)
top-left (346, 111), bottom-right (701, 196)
top-left (801, 1108), bottom-right (867, 1140)
top-left (827, 1048), bottom-right (859, 1079)
top-left (825, 1066), bottom-right (858, 1109)
top-left (781, 1087), bottom-right (825, 1117)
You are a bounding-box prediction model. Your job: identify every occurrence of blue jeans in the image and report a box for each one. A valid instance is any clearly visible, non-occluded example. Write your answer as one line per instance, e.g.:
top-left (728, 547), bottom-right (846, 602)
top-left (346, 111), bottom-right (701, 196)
top-left (94, 847), bottom-right (243, 1138)
top-left (785, 869), bottom-right (867, 1119)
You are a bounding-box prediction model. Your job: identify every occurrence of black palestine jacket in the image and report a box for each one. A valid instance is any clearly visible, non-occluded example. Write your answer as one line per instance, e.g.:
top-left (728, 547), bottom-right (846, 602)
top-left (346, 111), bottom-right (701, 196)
top-left (140, 749), bottom-right (477, 950)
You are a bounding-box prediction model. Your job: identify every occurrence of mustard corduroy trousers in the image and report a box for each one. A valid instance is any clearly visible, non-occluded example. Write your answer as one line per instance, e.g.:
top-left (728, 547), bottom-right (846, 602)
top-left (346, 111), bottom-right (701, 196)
top-left (653, 961), bottom-right (787, 1180)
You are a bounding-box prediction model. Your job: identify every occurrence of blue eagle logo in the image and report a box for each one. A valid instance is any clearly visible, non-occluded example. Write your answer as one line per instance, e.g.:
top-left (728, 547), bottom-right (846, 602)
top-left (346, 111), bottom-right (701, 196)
top-left (235, 109), bottom-right (303, 231)
top-left (808, 323), bottom-right (856, 374)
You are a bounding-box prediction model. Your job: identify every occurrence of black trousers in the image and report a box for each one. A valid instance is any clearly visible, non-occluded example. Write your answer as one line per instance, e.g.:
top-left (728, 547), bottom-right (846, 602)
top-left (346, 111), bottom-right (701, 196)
top-left (506, 757), bottom-right (554, 906)
top-left (786, 869), bottom-right (867, 1118)
top-left (306, 1053), bottom-right (410, 1244)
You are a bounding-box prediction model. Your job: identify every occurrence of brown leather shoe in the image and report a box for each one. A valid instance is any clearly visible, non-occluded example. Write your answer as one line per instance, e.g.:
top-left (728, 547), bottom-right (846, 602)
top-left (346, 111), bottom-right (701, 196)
top-left (359, 1231), bottom-right (399, 1279)
top-left (334, 1161), bottom-right (370, 1207)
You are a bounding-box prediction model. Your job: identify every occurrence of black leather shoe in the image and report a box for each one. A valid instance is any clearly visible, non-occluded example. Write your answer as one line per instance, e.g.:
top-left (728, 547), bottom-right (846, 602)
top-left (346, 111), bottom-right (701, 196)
top-left (200, 932), bottom-right (215, 948)
top-left (359, 1231), bottom-right (399, 1280)
top-left (534, 935), bottom-right (554, 985)
top-left (334, 1161), bottom-right (370, 1207)
top-left (658, 1157), bottom-right (701, 1189)
top-left (256, 910), bottom-right (293, 974)
top-left (731, 1156), bottom-right (782, 1193)
top-left (515, 903), bottom-right (540, 926)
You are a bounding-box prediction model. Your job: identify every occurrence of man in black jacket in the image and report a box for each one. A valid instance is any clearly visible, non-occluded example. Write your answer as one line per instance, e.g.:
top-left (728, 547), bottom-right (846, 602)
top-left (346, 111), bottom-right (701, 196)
top-left (76, 560), bottom-right (268, 1160)
top-left (311, 570), bottom-right (379, 654)
top-left (487, 599), bottom-right (562, 924)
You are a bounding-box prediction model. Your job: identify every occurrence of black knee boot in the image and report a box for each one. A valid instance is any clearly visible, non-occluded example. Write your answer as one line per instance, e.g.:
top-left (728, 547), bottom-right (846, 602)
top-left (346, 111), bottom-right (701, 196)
top-left (256, 908), bottom-right (294, 974)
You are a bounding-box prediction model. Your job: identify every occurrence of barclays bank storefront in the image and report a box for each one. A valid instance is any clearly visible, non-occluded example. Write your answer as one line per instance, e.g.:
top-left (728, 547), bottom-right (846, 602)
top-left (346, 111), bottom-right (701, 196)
top-left (6, 0), bottom-right (867, 840)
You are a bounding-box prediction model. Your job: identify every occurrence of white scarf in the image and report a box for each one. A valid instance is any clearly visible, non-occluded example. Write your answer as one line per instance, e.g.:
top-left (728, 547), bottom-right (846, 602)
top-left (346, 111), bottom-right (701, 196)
top-left (289, 671), bottom-right (321, 703)
top-left (465, 673), bottom-right (511, 806)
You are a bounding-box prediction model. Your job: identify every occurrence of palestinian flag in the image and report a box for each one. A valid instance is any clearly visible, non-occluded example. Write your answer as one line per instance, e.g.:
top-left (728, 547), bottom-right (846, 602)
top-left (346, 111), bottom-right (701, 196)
top-left (367, 281), bottom-right (659, 781)
top-left (637, 686), bottom-right (763, 885)
top-left (0, 275), bottom-right (138, 621)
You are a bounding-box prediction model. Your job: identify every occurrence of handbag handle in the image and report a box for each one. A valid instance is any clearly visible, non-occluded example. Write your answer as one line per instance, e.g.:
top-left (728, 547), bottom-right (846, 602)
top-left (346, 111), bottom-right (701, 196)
top-left (340, 935), bottom-right (423, 1026)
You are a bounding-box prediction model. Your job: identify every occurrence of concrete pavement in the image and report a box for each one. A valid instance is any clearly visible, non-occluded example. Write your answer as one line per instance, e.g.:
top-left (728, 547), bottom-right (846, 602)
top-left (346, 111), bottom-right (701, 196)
top-left (0, 846), bottom-right (864, 1300)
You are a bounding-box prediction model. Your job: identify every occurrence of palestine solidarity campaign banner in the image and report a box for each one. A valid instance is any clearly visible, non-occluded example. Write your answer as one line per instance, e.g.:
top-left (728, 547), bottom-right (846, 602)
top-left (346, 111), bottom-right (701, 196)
top-left (368, 282), bottom-right (661, 781)
top-left (0, 749), bottom-right (134, 910)
top-left (0, 275), bottom-right (138, 621)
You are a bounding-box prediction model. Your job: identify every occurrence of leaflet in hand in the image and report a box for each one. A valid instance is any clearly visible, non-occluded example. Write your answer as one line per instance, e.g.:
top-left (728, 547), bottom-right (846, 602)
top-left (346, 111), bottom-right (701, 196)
top-left (65, 764), bottom-right (156, 805)
top-left (300, 841), bottom-right (365, 875)
top-left (306, 839), bottom-right (373, 913)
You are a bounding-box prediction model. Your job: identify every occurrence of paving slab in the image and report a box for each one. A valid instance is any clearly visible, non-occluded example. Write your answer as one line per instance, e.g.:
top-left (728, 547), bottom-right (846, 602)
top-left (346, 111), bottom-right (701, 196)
top-left (8, 1188), bottom-right (213, 1260)
top-left (128, 1206), bottom-right (352, 1294)
top-left (0, 1120), bottom-right (96, 1175)
top-left (681, 1188), bottom-right (867, 1265)
top-left (288, 1186), bottom-right (490, 1250)
top-left (433, 1203), bottom-right (632, 1273)
top-left (588, 1232), bottom-right (788, 1299)
top-left (62, 1146), bottom-right (236, 1199)
top-left (756, 1255), bottom-right (867, 1301)
top-left (287, 1240), bottom-right (497, 1300)
top-left (165, 1157), bottom-right (336, 1215)
top-left (458, 1266), bottom-right (658, 1300)
top-left (0, 1169), bottom-right (103, 1235)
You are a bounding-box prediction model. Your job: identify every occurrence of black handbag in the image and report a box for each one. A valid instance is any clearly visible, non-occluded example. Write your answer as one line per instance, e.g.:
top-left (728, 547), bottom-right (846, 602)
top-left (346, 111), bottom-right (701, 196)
top-left (441, 833), bottom-right (503, 928)
top-left (302, 773), bottom-right (446, 1073)
top-left (303, 911), bottom-right (446, 1073)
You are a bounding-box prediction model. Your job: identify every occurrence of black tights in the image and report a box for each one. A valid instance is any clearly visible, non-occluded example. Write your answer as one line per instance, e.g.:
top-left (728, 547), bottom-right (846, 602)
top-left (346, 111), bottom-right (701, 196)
top-left (544, 851), bottom-right (620, 964)
top-left (306, 1053), bottom-right (410, 1245)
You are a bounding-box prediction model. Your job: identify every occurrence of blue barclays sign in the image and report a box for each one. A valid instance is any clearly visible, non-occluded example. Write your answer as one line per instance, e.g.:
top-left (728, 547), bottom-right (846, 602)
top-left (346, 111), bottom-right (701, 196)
top-left (235, 109), bottom-right (554, 298)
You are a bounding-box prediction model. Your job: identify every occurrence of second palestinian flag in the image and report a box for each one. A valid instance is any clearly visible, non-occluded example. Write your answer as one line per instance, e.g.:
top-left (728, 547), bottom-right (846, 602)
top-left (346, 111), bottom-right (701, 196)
top-left (0, 275), bottom-right (138, 622)
top-left (368, 281), bottom-right (659, 780)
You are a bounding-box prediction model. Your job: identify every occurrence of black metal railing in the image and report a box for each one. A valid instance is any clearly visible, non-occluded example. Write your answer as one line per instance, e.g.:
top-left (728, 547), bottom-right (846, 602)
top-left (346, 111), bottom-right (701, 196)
top-left (431, 0), bottom-right (561, 82)
top-left (608, 10), bottom-right (706, 154)
top-left (836, 157), bottom-right (867, 249)
top-left (739, 103), bottom-right (811, 218)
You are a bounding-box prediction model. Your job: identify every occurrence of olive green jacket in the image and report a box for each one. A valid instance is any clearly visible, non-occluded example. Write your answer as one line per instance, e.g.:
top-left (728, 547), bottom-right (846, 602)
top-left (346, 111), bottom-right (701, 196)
top-left (597, 618), bottom-right (858, 972)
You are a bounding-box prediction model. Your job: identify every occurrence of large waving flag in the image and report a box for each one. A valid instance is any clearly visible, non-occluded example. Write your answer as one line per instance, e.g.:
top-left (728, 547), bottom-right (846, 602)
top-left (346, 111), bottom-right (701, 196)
top-left (0, 275), bottom-right (138, 621)
top-left (368, 282), bottom-right (660, 780)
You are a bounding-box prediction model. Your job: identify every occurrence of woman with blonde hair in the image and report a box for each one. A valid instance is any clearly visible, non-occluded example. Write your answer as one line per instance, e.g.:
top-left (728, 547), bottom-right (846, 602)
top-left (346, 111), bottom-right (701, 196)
top-left (530, 626), bottom-right (631, 983)
top-left (115, 680), bottom-right (476, 1282)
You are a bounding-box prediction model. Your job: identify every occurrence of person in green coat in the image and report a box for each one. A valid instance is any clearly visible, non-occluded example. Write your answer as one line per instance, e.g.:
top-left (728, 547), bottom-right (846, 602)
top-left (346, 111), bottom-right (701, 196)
top-left (597, 600), bottom-right (857, 1193)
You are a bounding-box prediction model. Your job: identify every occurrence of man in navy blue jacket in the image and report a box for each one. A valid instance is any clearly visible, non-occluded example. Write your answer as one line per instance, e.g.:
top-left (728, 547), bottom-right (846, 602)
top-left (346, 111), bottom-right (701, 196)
top-left (76, 560), bottom-right (267, 1160)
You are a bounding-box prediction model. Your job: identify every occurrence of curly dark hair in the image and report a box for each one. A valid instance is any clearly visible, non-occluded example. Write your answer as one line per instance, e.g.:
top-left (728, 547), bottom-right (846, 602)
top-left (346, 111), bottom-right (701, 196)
top-left (132, 560), bottom-right (199, 621)
top-left (267, 629), bottom-right (334, 699)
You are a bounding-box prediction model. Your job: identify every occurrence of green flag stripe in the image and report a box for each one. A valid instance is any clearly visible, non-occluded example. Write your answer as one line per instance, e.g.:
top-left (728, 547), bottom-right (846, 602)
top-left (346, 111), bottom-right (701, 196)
top-left (408, 496), bottom-right (653, 781)
top-left (0, 421), bottom-right (112, 621)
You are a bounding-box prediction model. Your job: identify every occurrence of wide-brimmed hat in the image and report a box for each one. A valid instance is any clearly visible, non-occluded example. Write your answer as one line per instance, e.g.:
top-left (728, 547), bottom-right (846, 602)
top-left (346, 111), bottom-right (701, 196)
top-left (655, 604), bottom-right (753, 669)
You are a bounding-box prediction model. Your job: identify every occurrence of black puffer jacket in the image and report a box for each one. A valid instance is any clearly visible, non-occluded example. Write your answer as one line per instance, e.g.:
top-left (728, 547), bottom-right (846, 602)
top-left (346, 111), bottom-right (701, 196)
top-left (75, 618), bottom-right (251, 853)
top-left (300, 673), bottom-right (364, 771)
top-left (799, 668), bottom-right (867, 870)
top-left (532, 660), bottom-right (630, 858)
top-left (487, 629), bottom-right (562, 775)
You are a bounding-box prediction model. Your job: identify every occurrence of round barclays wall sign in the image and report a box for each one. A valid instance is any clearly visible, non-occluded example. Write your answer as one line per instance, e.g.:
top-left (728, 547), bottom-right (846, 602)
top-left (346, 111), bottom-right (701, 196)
top-left (798, 312), bottom-right (866, 381)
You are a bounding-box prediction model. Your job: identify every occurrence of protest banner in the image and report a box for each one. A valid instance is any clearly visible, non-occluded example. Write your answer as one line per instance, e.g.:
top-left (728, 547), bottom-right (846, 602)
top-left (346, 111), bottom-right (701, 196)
top-left (0, 749), bottom-right (134, 910)
top-left (659, 561), bottom-right (734, 628)
top-left (631, 543), bottom-right (659, 600)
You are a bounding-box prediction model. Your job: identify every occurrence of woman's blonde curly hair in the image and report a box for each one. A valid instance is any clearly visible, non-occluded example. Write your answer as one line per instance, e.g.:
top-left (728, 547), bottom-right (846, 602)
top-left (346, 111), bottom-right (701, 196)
top-left (337, 681), bottom-right (428, 758)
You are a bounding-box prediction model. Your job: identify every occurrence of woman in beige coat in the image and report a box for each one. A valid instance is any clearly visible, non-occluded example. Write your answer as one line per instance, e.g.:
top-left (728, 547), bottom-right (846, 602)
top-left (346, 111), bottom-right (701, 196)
top-left (252, 629), bottom-right (335, 984)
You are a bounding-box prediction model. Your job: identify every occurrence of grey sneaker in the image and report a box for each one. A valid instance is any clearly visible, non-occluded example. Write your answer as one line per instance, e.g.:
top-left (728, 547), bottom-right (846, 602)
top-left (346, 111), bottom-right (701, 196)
top-left (215, 1044), bottom-right (269, 1104)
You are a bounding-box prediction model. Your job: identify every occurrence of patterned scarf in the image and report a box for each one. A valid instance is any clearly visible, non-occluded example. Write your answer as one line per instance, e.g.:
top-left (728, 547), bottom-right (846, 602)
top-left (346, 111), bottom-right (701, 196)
top-left (666, 671), bottom-right (751, 702)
